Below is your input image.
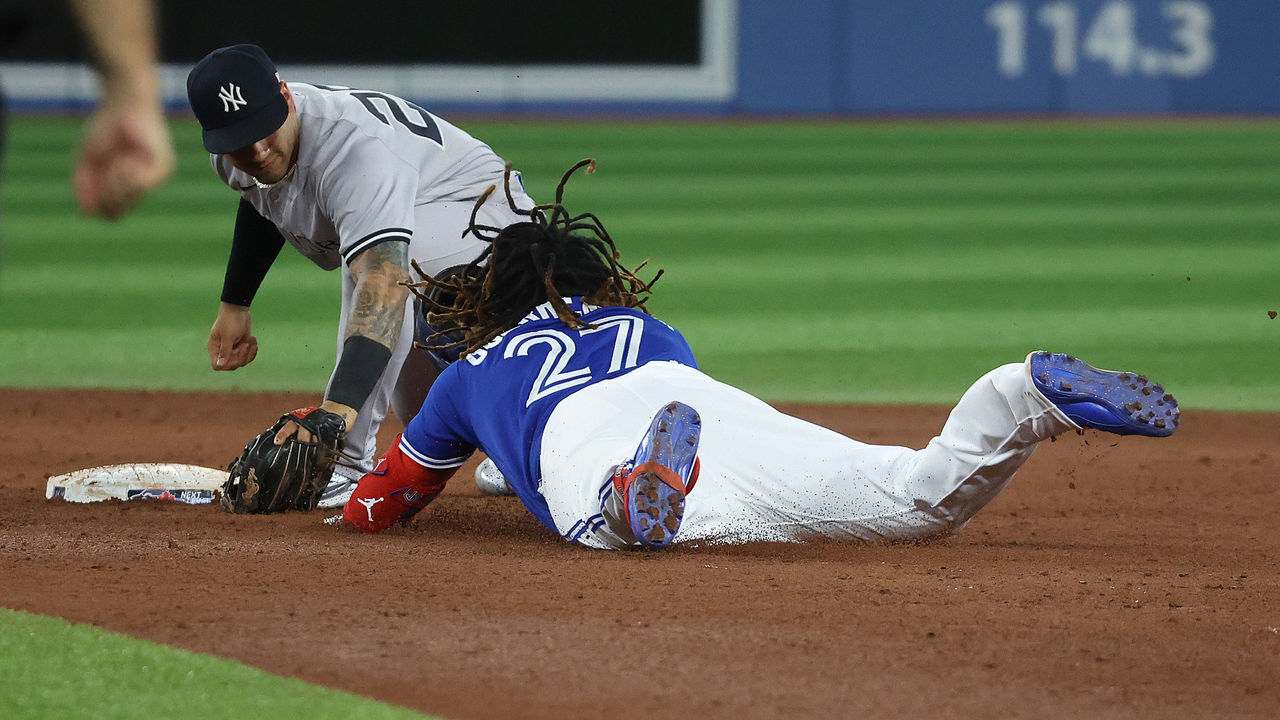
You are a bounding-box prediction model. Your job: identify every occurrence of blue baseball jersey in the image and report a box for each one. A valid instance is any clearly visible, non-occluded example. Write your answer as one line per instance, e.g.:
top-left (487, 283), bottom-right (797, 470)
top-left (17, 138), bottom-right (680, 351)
top-left (398, 298), bottom-right (698, 531)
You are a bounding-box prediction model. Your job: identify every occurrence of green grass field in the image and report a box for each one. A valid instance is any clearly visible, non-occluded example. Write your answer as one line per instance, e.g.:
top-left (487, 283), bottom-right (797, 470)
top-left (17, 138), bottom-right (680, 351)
top-left (0, 609), bottom-right (436, 719)
top-left (2, 116), bottom-right (1278, 718)
top-left (2, 117), bottom-right (1278, 408)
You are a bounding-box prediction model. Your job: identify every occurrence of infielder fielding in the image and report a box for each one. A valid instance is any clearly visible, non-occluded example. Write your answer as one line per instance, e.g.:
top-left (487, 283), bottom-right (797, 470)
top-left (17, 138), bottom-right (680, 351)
top-left (186, 44), bottom-right (532, 508)
top-left (334, 162), bottom-right (1180, 548)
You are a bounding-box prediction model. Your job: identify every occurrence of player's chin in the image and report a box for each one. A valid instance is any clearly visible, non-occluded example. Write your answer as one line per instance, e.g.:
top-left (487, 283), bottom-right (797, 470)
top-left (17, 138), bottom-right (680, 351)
top-left (254, 168), bottom-right (285, 184)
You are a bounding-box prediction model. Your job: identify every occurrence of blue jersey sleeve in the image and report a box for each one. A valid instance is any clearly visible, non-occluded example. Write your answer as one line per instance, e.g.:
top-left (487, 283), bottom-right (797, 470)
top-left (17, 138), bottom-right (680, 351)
top-left (399, 367), bottom-right (476, 470)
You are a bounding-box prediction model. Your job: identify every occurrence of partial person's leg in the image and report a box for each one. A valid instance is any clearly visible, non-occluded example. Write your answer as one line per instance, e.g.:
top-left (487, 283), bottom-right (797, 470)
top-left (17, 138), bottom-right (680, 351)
top-left (407, 187), bottom-right (535, 279)
top-left (389, 347), bottom-right (439, 426)
top-left (540, 357), bottom-right (1081, 546)
top-left (320, 271), bottom-right (412, 506)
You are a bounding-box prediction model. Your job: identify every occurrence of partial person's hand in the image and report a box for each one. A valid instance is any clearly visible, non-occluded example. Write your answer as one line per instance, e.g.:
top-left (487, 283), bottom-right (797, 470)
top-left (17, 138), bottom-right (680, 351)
top-left (208, 302), bottom-right (258, 370)
top-left (73, 99), bottom-right (175, 220)
top-left (276, 401), bottom-right (357, 445)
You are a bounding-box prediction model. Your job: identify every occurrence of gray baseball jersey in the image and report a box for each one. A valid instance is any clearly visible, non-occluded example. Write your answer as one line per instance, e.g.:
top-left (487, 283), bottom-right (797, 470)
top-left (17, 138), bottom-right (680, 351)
top-left (210, 82), bottom-right (507, 270)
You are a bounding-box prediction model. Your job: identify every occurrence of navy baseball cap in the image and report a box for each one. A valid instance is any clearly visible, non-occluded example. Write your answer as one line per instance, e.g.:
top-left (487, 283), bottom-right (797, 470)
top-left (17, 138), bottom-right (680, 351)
top-left (186, 44), bottom-right (289, 154)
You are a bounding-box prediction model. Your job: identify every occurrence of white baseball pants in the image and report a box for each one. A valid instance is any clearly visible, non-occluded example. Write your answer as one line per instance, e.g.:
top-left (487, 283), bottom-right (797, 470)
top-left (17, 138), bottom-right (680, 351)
top-left (538, 356), bottom-right (1078, 549)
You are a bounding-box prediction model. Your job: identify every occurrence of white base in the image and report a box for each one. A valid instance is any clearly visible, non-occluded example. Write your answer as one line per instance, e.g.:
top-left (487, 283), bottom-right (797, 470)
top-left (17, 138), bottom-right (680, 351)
top-left (45, 463), bottom-right (227, 505)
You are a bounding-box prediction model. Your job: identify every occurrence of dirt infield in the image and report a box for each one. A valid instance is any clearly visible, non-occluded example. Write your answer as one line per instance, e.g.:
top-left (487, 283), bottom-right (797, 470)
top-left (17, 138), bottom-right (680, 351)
top-left (1, 388), bottom-right (1277, 719)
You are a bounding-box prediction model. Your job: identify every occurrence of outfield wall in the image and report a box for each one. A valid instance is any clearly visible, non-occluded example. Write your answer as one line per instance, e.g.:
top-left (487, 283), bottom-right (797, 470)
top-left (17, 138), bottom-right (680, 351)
top-left (1, 0), bottom-right (1275, 115)
top-left (739, 0), bottom-right (1280, 115)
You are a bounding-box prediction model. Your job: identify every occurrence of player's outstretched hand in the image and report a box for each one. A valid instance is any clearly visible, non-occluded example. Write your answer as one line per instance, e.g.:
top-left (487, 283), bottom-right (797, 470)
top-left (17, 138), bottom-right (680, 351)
top-left (208, 302), bottom-right (258, 371)
top-left (74, 99), bottom-right (175, 220)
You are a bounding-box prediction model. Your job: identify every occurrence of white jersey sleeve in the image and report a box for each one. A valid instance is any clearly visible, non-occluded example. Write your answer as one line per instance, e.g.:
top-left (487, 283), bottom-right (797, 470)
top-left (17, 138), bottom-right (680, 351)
top-left (314, 132), bottom-right (416, 266)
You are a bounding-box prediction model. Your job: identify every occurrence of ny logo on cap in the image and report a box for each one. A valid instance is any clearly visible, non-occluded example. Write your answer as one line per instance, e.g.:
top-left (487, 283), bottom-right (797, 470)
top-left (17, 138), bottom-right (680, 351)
top-left (218, 83), bottom-right (247, 112)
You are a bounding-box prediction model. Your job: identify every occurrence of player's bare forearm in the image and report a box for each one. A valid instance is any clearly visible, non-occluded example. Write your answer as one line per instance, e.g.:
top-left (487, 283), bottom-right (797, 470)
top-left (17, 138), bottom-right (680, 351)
top-left (317, 242), bottom-right (408, 424)
top-left (347, 242), bottom-right (411, 348)
top-left (70, 0), bottom-right (174, 219)
top-left (69, 0), bottom-right (161, 98)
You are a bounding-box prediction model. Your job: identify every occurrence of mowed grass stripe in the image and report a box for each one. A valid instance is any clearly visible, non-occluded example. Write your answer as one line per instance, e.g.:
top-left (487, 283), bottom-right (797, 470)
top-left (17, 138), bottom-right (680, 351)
top-left (593, 204), bottom-right (1280, 234)
top-left (667, 306), bottom-right (1269, 352)
top-left (701, 344), bottom-right (1277, 409)
top-left (0, 327), bottom-right (336, 390)
top-left (0, 263), bottom-right (329, 295)
top-left (662, 244), bottom-right (1275, 282)
top-left (6, 239), bottom-right (1270, 288)
top-left (13, 119), bottom-right (1280, 167)
top-left (13, 167), bottom-right (1280, 209)
top-left (6, 204), bottom-right (1276, 251)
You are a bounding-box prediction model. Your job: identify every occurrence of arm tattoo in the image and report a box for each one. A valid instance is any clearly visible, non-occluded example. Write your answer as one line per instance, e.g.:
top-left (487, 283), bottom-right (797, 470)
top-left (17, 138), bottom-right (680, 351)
top-left (347, 241), bottom-right (410, 347)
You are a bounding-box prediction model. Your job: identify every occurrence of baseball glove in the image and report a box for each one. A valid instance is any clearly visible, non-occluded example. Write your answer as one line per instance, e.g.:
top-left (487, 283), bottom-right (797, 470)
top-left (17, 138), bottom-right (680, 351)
top-left (220, 406), bottom-right (347, 514)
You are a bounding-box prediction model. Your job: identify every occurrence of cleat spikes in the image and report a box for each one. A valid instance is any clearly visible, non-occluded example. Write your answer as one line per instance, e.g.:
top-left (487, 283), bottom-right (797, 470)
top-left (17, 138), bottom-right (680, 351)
top-left (1030, 352), bottom-right (1178, 438)
top-left (615, 401), bottom-right (702, 548)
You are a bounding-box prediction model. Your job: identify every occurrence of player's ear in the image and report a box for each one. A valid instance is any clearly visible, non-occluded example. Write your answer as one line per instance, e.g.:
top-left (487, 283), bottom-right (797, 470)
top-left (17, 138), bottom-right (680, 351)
top-left (280, 82), bottom-right (295, 111)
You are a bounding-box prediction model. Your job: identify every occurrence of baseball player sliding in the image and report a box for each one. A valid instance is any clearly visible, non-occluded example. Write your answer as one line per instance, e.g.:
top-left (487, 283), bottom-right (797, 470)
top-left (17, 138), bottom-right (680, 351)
top-left (186, 44), bottom-right (532, 508)
top-left (339, 162), bottom-right (1180, 548)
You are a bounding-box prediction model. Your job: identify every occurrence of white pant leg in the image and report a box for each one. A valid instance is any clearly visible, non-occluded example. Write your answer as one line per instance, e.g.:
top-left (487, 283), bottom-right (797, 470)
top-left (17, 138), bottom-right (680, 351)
top-left (331, 190), bottom-right (534, 477)
top-left (538, 357), bottom-right (1076, 548)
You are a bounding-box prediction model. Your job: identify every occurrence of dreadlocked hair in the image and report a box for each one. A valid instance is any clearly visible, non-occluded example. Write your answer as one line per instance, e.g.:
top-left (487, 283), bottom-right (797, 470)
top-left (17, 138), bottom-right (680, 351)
top-left (407, 159), bottom-right (663, 357)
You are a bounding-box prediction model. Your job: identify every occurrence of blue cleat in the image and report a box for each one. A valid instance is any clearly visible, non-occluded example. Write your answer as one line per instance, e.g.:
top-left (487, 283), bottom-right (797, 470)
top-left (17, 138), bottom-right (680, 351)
top-left (612, 401), bottom-right (702, 548)
top-left (1030, 352), bottom-right (1180, 437)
